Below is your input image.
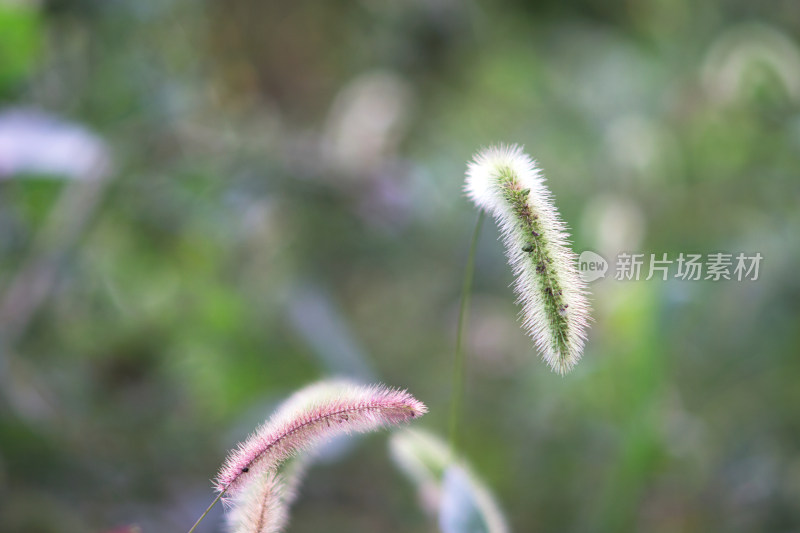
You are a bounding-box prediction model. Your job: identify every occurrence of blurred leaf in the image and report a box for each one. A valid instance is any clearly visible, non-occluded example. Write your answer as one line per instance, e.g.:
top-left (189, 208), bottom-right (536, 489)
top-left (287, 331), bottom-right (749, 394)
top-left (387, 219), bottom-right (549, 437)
top-left (391, 429), bottom-right (509, 533)
top-left (440, 466), bottom-right (506, 533)
top-left (0, 2), bottom-right (42, 89)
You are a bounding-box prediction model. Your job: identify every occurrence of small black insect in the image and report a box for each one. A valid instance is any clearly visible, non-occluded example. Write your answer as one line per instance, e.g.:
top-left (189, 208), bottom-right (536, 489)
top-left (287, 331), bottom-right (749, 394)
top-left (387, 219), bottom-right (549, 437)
top-left (522, 243), bottom-right (534, 253)
top-left (242, 467), bottom-right (249, 473)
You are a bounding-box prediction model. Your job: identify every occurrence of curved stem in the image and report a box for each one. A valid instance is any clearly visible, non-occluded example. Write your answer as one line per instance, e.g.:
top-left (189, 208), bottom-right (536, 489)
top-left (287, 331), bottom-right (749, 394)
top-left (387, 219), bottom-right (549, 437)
top-left (187, 488), bottom-right (226, 533)
top-left (448, 211), bottom-right (484, 458)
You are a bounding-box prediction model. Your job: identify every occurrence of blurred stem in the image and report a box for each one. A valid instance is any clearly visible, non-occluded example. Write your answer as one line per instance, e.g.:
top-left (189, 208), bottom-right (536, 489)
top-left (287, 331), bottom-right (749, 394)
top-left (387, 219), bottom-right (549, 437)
top-left (0, 168), bottom-right (111, 422)
top-left (187, 489), bottom-right (226, 533)
top-left (448, 212), bottom-right (484, 458)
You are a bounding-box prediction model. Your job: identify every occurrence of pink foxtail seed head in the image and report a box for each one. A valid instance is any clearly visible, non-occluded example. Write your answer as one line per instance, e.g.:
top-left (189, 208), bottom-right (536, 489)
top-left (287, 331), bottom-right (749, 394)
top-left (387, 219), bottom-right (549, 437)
top-left (214, 381), bottom-right (427, 496)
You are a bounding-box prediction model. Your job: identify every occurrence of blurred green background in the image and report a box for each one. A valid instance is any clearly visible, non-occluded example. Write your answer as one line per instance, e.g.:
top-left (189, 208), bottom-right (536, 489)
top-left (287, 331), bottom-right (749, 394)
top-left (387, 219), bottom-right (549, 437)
top-left (1, 0), bottom-right (799, 532)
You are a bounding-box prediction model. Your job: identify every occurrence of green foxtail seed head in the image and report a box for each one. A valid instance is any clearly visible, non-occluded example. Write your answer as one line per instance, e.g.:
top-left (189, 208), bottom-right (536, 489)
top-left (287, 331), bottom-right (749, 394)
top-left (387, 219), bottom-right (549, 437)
top-left (465, 144), bottom-right (590, 374)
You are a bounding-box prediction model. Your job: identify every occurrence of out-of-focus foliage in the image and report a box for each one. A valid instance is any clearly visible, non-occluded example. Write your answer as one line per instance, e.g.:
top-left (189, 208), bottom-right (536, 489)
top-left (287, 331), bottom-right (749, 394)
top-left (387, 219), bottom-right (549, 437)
top-left (390, 429), bottom-right (509, 533)
top-left (0, 1), bottom-right (42, 91)
top-left (0, 0), bottom-right (799, 532)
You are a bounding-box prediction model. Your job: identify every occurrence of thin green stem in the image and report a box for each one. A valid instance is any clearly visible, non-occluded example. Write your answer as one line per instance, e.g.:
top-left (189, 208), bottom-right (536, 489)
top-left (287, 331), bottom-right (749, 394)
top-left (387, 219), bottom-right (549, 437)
top-left (448, 211), bottom-right (484, 459)
top-left (187, 488), bottom-right (226, 533)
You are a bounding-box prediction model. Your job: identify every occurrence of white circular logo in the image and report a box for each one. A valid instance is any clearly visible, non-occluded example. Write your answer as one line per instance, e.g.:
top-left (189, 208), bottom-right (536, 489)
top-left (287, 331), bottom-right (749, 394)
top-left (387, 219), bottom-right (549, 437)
top-left (578, 250), bottom-right (608, 282)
